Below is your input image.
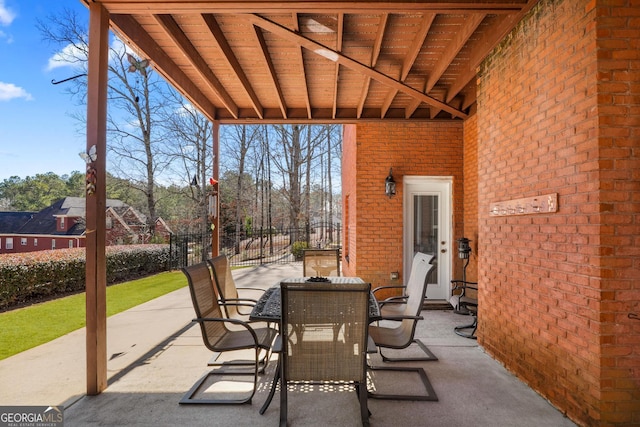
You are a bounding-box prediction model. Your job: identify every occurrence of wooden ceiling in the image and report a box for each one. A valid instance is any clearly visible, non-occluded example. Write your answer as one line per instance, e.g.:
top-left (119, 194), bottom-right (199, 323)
top-left (89, 0), bottom-right (538, 123)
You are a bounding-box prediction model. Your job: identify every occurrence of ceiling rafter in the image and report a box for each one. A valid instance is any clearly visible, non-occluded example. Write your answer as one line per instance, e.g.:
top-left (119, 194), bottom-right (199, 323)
top-left (332, 13), bottom-right (344, 119)
top-left (357, 13), bottom-right (388, 118)
top-left (109, 14), bottom-right (217, 121)
top-left (401, 13), bottom-right (435, 81)
top-left (405, 78), bottom-right (426, 118)
top-left (382, 12), bottom-right (435, 118)
top-left (426, 13), bottom-right (485, 93)
top-left (244, 14), bottom-right (468, 118)
top-left (252, 25), bottom-right (288, 119)
top-left (201, 14), bottom-right (264, 118)
top-left (153, 14), bottom-right (239, 118)
top-left (291, 13), bottom-right (312, 119)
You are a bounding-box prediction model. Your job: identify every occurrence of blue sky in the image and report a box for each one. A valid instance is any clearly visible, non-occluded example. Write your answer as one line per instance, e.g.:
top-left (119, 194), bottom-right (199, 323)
top-left (0, 0), bottom-right (89, 181)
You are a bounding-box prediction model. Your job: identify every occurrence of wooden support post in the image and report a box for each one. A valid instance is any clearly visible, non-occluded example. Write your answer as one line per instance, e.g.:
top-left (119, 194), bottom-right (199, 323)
top-left (85, 2), bottom-right (109, 396)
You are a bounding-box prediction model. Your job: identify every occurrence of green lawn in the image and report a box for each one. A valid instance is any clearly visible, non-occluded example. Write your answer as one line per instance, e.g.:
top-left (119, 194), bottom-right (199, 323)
top-left (0, 270), bottom-right (187, 361)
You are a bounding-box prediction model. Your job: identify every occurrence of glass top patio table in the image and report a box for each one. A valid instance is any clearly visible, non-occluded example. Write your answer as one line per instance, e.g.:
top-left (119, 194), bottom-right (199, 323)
top-left (249, 276), bottom-right (381, 322)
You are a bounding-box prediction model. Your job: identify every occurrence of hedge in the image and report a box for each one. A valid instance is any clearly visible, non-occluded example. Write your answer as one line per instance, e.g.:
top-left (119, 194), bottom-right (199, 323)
top-left (0, 245), bottom-right (169, 310)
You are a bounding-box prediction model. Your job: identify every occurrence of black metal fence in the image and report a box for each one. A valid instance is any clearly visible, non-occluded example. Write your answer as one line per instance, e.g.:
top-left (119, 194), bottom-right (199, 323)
top-left (169, 222), bottom-right (341, 270)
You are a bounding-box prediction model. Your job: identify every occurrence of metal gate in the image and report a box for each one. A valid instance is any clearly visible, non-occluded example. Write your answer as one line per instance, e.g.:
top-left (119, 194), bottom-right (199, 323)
top-left (169, 222), bottom-right (341, 269)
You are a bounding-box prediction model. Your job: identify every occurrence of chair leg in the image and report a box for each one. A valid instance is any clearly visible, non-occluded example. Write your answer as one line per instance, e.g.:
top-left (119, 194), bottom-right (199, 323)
top-left (179, 369), bottom-right (257, 404)
top-left (367, 364), bottom-right (438, 401)
top-left (379, 339), bottom-right (438, 362)
top-left (454, 316), bottom-right (477, 339)
top-left (259, 357), bottom-right (281, 415)
top-left (356, 382), bottom-right (370, 426)
top-left (279, 361), bottom-right (287, 427)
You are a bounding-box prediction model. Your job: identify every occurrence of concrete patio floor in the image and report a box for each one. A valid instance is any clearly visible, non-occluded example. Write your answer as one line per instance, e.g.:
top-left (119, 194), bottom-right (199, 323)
top-left (0, 262), bottom-right (577, 426)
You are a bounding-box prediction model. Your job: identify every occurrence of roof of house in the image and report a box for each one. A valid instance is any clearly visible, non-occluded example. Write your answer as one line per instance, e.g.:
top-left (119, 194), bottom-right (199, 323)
top-left (0, 197), bottom-right (154, 237)
top-left (0, 211), bottom-right (36, 233)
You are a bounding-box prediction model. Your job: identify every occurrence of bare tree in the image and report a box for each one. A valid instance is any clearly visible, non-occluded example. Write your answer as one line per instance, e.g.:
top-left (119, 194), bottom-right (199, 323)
top-left (220, 125), bottom-right (261, 253)
top-left (38, 8), bottom-right (176, 238)
top-left (160, 92), bottom-right (213, 235)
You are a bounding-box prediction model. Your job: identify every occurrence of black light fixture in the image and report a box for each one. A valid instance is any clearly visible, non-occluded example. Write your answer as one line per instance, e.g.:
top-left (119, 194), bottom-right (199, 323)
top-left (457, 237), bottom-right (471, 259)
top-left (457, 237), bottom-right (472, 283)
top-left (385, 168), bottom-right (396, 198)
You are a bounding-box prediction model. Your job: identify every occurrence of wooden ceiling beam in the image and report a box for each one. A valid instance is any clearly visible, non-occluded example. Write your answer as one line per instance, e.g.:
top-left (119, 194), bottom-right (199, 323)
top-left (109, 14), bottom-right (216, 121)
top-left (332, 13), bottom-right (344, 119)
top-left (246, 13), bottom-right (467, 118)
top-left (252, 25), bottom-right (288, 119)
top-left (401, 13), bottom-right (435, 81)
top-left (290, 13), bottom-right (312, 118)
top-left (201, 14), bottom-right (264, 118)
top-left (99, 1), bottom-right (530, 15)
top-left (153, 14), bottom-right (239, 118)
top-left (357, 13), bottom-right (388, 118)
top-left (426, 13), bottom-right (484, 92)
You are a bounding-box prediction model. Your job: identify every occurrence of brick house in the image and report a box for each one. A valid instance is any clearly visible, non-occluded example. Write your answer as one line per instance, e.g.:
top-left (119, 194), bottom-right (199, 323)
top-left (0, 197), bottom-right (172, 254)
top-left (341, 1), bottom-right (640, 425)
top-left (80, 0), bottom-right (639, 425)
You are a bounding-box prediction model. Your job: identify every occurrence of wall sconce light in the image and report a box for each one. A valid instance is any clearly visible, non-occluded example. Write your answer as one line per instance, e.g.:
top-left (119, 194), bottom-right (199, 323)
top-left (385, 168), bottom-right (396, 198)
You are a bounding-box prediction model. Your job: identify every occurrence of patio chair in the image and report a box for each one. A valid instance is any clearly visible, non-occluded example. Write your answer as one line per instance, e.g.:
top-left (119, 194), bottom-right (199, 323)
top-left (450, 280), bottom-right (478, 339)
top-left (279, 281), bottom-right (371, 426)
top-left (208, 255), bottom-right (265, 318)
top-left (302, 248), bottom-right (341, 277)
top-left (180, 262), bottom-right (277, 404)
top-left (371, 252), bottom-right (438, 362)
top-left (368, 253), bottom-right (439, 401)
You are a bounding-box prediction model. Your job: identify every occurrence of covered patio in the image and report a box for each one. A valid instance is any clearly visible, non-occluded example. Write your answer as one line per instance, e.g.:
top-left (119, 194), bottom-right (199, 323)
top-left (78, 1), bottom-right (640, 426)
top-left (0, 263), bottom-right (575, 426)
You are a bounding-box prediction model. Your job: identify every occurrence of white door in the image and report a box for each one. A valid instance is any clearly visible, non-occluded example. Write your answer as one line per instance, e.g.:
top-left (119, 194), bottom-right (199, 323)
top-left (403, 177), bottom-right (452, 300)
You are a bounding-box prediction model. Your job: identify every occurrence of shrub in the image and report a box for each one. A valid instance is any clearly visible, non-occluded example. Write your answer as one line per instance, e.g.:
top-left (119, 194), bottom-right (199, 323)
top-left (0, 245), bottom-right (169, 310)
top-left (291, 241), bottom-right (308, 260)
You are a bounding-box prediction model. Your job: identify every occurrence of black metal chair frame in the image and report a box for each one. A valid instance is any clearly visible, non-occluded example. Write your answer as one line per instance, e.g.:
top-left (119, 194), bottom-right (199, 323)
top-left (180, 262), bottom-right (277, 405)
top-left (451, 280), bottom-right (478, 339)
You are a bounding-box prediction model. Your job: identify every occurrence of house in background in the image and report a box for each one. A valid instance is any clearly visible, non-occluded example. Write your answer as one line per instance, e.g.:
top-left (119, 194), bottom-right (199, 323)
top-left (0, 197), bottom-right (172, 254)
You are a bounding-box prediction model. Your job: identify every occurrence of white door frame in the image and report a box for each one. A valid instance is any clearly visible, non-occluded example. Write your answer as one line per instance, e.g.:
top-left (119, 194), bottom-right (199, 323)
top-left (403, 176), bottom-right (452, 300)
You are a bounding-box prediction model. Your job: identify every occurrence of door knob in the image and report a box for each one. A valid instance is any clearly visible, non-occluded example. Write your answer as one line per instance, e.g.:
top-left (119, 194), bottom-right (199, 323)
top-left (441, 249), bottom-right (447, 253)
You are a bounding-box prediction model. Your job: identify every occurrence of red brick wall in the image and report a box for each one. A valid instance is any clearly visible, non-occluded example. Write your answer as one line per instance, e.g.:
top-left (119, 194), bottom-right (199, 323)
top-left (342, 121), bottom-right (464, 293)
top-left (596, 1), bottom-right (640, 424)
top-left (463, 110), bottom-right (479, 282)
top-left (477, 0), bottom-right (640, 425)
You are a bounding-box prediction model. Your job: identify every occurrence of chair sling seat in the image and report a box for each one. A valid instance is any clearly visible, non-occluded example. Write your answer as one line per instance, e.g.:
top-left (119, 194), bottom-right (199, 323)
top-left (211, 326), bottom-right (276, 351)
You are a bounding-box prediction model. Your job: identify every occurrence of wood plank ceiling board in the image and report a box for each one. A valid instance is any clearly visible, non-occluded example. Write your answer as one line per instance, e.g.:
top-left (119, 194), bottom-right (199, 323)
top-left (91, 0), bottom-right (540, 123)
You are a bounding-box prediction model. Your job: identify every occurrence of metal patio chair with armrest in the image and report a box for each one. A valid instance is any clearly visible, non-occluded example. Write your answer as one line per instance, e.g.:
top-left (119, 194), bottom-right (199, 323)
top-left (302, 248), bottom-right (341, 277)
top-left (180, 262), bottom-right (277, 404)
top-left (208, 254), bottom-right (266, 318)
top-left (368, 253), bottom-right (439, 401)
top-left (370, 252), bottom-right (438, 362)
top-left (450, 280), bottom-right (478, 339)
top-left (278, 281), bottom-right (371, 426)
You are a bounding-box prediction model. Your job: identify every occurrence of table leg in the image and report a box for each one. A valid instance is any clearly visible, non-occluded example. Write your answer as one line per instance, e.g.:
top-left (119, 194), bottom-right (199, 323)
top-left (259, 356), bottom-right (280, 415)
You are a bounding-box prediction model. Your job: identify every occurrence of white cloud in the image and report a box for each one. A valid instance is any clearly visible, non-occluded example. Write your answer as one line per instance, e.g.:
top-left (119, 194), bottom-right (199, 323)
top-left (0, 1), bottom-right (16, 26)
top-left (46, 43), bottom-right (88, 71)
top-left (0, 81), bottom-right (33, 101)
